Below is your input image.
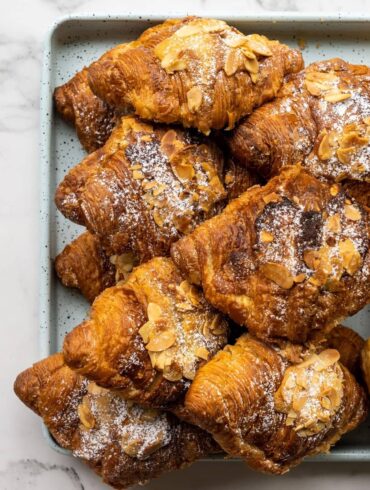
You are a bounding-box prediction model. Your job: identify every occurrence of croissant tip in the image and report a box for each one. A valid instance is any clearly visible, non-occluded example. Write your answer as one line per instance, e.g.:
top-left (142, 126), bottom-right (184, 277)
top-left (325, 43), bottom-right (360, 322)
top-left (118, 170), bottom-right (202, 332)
top-left (63, 323), bottom-right (92, 372)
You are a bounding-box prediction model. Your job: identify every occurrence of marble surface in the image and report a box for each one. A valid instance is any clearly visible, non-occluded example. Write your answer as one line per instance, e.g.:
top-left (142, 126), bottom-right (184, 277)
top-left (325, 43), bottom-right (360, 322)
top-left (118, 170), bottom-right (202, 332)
top-left (1, 0), bottom-right (370, 488)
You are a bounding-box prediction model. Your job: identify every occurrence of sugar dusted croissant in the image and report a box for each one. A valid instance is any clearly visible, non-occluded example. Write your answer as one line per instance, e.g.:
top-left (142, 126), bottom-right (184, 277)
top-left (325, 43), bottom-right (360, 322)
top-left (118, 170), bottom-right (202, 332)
top-left (63, 257), bottom-right (229, 408)
top-left (183, 334), bottom-right (368, 474)
top-left (54, 68), bottom-right (119, 152)
top-left (14, 354), bottom-right (219, 489)
top-left (171, 165), bottom-right (370, 343)
top-left (88, 17), bottom-right (303, 134)
top-left (227, 58), bottom-right (370, 183)
top-left (55, 115), bottom-right (255, 262)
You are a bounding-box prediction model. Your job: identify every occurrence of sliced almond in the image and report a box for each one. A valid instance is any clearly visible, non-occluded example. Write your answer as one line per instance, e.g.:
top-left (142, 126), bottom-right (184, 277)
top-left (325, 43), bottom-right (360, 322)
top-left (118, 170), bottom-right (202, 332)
top-left (78, 403), bottom-right (95, 429)
top-left (303, 250), bottom-right (321, 270)
top-left (260, 262), bottom-right (294, 289)
top-left (321, 396), bottom-right (332, 410)
top-left (260, 230), bottom-right (274, 243)
top-left (324, 91), bottom-right (351, 103)
top-left (344, 204), bottom-right (361, 221)
top-left (139, 321), bottom-right (152, 343)
top-left (143, 181), bottom-right (157, 191)
top-left (163, 364), bottom-right (183, 382)
top-left (195, 346), bottom-right (210, 360)
top-left (132, 170), bottom-right (145, 180)
top-left (153, 209), bottom-right (165, 227)
top-left (318, 349), bottom-right (340, 367)
top-left (147, 303), bottom-right (162, 322)
top-left (326, 213), bottom-right (341, 233)
top-left (187, 87), bottom-right (203, 113)
top-left (153, 183), bottom-right (167, 197)
top-left (318, 131), bottom-right (335, 160)
top-left (224, 49), bottom-right (242, 76)
top-left (364, 116), bottom-right (370, 125)
top-left (338, 238), bottom-right (362, 275)
top-left (130, 164), bottom-right (142, 170)
top-left (337, 146), bottom-right (354, 164)
top-left (245, 34), bottom-right (272, 56)
top-left (244, 56), bottom-right (259, 75)
top-left (146, 330), bottom-right (176, 352)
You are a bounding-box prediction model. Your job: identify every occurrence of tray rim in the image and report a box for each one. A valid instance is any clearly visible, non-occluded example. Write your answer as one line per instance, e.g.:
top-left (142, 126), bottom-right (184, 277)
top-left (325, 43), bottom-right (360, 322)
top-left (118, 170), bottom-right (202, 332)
top-left (39, 12), bottom-right (370, 458)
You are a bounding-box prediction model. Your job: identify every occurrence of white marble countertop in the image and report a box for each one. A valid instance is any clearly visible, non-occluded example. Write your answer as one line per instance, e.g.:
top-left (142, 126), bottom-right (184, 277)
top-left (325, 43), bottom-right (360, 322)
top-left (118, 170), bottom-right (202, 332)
top-left (1, 0), bottom-right (370, 488)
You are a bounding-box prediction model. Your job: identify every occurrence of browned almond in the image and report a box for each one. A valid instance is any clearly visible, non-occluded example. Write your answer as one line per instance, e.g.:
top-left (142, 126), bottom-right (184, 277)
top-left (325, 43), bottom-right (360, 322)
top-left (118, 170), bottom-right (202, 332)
top-left (146, 331), bottom-right (176, 352)
top-left (260, 262), bottom-right (294, 289)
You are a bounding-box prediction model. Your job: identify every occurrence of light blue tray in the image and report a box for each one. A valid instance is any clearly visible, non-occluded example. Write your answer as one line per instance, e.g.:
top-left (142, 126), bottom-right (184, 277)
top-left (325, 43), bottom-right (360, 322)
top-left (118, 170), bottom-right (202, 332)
top-left (39, 12), bottom-right (370, 459)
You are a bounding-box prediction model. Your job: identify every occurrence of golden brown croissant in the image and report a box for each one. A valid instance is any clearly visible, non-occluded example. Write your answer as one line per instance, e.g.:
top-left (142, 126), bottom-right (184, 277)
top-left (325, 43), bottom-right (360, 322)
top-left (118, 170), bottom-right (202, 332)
top-left (55, 115), bottom-right (255, 262)
top-left (55, 154), bottom-right (257, 302)
top-left (54, 68), bottom-right (119, 152)
top-left (63, 257), bottom-right (228, 408)
top-left (227, 58), bottom-right (370, 183)
top-left (87, 17), bottom-right (303, 134)
top-left (361, 339), bottom-right (370, 394)
top-left (171, 165), bottom-right (370, 343)
top-left (14, 354), bottom-right (219, 489)
top-left (183, 334), bottom-right (368, 474)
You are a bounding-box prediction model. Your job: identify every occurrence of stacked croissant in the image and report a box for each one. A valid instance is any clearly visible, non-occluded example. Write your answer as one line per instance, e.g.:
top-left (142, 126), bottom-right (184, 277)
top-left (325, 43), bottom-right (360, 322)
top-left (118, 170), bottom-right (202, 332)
top-left (14, 17), bottom-right (370, 488)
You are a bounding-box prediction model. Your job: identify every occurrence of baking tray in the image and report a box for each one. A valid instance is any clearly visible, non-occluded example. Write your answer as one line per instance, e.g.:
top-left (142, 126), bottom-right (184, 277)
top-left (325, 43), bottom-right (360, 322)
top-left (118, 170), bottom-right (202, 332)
top-left (39, 12), bottom-right (370, 458)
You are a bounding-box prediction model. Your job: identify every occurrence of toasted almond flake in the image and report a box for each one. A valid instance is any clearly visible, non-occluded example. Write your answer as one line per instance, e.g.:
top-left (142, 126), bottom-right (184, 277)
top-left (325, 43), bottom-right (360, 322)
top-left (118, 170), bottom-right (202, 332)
top-left (293, 395), bottom-right (307, 411)
top-left (260, 230), bottom-right (274, 243)
top-left (303, 250), bottom-right (321, 270)
top-left (337, 146), bottom-right (354, 164)
top-left (245, 34), bottom-right (272, 56)
top-left (318, 131), bottom-right (335, 160)
top-left (293, 196), bottom-right (300, 205)
top-left (143, 181), bottom-right (157, 191)
top-left (294, 273), bottom-right (306, 283)
top-left (140, 134), bottom-right (152, 142)
top-left (153, 184), bottom-right (167, 197)
top-left (146, 331), bottom-right (176, 352)
top-left (223, 34), bottom-right (246, 48)
top-left (244, 56), bottom-right (259, 74)
top-left (338, 238), bottom-right (362, 275)
top-left (138, 322), bottom-right (152, 343)
top-left (326, 213), bottom-right (341, 233)
top-left (324, 91), bottom-right (351, 103)
top-left (175, 23), bottom-right (202, 38)
top-left (263, 192), bottom-right (280, 204)
top-left (250, 72), bottom-right (259, 84)
top-left (260, 262), bottom-right (294, 289)
top-left (364, 116), bottom-right (370, 125)
top-left (147, 303), bottom-right (162, 322)
top-left (330, 184), bottom-right (339, 196)
top-left (132, 170), bottom-right (145, 180)
top-left (153, 209), bottom-right (165, 227)
top-left (130, 164), bottom-right (142, 170)
top-left (187, 87), bottom-right (203, 113)
top-left (163, 364), bottom-right (183, 382)
top-left (344, 204), bottom-right (361, 221)
top-left (195, 346), bottom-right (210, 360)
top-left (183, 366), bottom-right (196, 381)
top-left (318, 349), bottom-right (340, 367)
top-left (224, 49), bottom-right (241, 76)
top-left (78, 403), bottom-right (95, 429)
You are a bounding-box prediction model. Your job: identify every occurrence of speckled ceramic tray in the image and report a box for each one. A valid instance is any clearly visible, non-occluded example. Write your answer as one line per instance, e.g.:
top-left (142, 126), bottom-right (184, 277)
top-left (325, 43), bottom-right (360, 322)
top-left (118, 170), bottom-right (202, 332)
top-left (40, 12), bottom-right (370, 457)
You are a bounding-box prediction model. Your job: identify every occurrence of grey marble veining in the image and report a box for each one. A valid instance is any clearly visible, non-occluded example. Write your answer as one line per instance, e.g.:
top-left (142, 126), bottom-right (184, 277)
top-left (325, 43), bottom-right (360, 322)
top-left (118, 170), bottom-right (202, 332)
top-left (1, 1), bottom-right (370, 489)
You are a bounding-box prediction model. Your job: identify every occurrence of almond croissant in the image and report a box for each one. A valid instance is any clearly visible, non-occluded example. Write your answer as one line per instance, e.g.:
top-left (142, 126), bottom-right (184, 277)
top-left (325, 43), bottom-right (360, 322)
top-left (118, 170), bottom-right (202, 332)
top-left (54, 67), bottom-right (119, 153)
top-left (183, 334), bottom-right (368, 474)
top-left (87, 17), bottom-right (303, 134)
top-left (171, 165), bottom-right (370, 343)
top-left (55, 156), bottom-right (257, 303)
top-left (14, 354), bottom-right (219, 489)
top-left (63, 257), bottom-right (228, 408)
top-left (227, 58), bottom-right (370, 184)
top-left (55, 115), bottom-right (255, 262)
